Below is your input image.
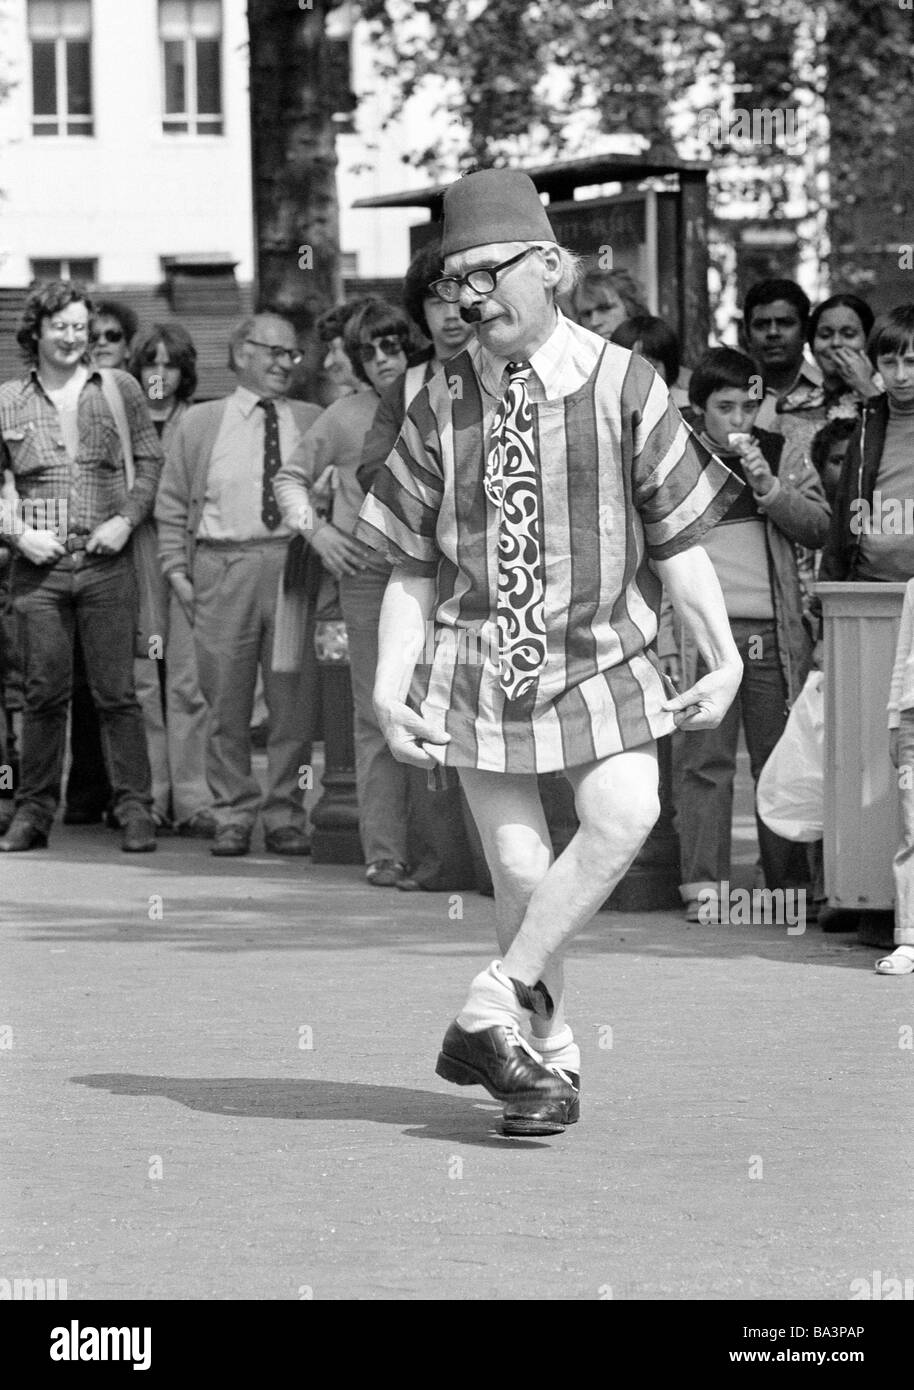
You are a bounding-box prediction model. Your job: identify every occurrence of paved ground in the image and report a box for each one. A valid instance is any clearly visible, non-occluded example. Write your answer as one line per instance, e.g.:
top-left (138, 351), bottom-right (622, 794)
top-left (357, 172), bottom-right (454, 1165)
top-left (4, 785), bottom-right (911, 1305)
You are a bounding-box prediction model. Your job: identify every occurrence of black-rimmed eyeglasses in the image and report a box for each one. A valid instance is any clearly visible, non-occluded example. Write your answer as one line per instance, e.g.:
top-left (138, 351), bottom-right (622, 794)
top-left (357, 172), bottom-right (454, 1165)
top-left (429, 247), bottom-right (539, 303)
top-left (245, 339), bottom-right (303, 366)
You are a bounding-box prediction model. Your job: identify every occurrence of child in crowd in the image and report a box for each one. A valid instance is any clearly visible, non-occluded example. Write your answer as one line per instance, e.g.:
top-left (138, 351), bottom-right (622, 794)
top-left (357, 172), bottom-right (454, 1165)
top-left (810, 416), bottom-right (857, 508)
top-left (610, 314), bottom-right (689, 405)
top-left (674, 347), bottom-right (830, 920)
top-left (819, 304), bottom-right (914, 586)
top-left (886, 576), bottom-right (914, 975)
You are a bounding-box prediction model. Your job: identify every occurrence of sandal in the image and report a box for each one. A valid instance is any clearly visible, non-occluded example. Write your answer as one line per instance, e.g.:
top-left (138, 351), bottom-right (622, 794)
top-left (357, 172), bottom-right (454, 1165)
top-left (874, 946), bottom-right (914, 976)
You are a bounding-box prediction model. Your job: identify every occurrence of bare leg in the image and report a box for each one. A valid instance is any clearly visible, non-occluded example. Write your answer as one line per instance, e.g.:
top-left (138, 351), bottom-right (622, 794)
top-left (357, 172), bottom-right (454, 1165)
top-left (501, 744), bottom-right (660, 985)
top-left (458, 743), bottom-right (659, 1033)
top-left (458, 768), bottom-right (564, 1040)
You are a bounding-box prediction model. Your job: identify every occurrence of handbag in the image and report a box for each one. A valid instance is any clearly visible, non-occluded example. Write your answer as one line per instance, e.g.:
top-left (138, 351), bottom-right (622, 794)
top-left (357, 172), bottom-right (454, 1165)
top-left (756, 670), bottom-right (825, 841)
top-left (99, 370), bottom-right (168, 658)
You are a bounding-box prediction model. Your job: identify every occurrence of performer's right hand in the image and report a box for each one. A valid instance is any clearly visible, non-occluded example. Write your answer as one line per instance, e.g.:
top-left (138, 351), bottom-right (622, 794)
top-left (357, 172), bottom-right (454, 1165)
top-left (375, 698), bottom-right (451, 767)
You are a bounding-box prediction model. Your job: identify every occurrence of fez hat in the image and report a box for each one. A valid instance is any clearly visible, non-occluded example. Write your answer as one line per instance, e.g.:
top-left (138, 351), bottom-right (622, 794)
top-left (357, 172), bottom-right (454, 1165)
top-left (441, 169), bottom-right (557, 257)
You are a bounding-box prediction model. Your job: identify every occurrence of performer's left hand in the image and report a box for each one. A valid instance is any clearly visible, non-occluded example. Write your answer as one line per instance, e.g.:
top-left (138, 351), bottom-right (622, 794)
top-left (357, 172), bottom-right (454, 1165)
top-left (662, 659), bottom-right (743, 731)
top-left (375, 698), bottom-right (451, 767)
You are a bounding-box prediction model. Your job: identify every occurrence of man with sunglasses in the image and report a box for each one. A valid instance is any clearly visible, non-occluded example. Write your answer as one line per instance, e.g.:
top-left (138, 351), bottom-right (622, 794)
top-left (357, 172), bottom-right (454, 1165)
top-left (156, 312), bottom-right (322, 857)
top-left (91, 300), bottom-right (139, 371)
top-left (356, 169), bottom-right (744, 1137)
top-left (62, 299), bottom-right (142, 829)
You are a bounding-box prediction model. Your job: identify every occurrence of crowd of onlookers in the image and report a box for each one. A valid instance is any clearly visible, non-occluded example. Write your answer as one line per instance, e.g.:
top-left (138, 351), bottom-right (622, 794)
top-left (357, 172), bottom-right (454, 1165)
top-left (2, 246), bottom-right (914, 971)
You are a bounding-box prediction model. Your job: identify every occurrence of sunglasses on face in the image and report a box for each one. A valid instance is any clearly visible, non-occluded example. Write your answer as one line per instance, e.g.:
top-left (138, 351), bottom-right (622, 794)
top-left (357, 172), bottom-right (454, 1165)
top-left (429, 247), bottom-right (539, 303)
top-left (91, 328), bottom-right (125, 344)
top-left (356, 335), bottom-right (407, 363)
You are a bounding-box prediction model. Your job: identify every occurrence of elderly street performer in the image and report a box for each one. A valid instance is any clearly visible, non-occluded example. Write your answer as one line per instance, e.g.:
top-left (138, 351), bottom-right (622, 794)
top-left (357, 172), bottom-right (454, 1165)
top-left (354, 169), bottom-right (744, 1137)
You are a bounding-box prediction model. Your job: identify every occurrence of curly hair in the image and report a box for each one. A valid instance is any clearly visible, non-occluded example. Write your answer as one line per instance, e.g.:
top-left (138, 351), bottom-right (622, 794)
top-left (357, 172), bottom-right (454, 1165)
top-left (16, 279), bottom-right (94, 364)
top-left (93, 298), bottom-right (139, 344)
top-left (316, 298), bottom-right (371, 345)
top-left (572, 266), bottom-right (648, 321)
top-left (129, 322), bottom-right (198, 402)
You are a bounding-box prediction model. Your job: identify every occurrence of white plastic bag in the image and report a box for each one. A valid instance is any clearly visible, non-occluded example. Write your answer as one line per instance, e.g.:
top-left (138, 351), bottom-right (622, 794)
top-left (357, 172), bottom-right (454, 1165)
top-left (756, 670), bottom-right (824, 842)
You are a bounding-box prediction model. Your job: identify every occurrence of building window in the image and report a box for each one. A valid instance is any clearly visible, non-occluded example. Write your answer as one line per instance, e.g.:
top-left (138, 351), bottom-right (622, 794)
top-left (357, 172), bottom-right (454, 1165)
top-left (160, 1), bottom-right (224, 136)
top-left (31, 257), bottom-right (98, 283)
top-left (28, 0), bottom-right (93, 137)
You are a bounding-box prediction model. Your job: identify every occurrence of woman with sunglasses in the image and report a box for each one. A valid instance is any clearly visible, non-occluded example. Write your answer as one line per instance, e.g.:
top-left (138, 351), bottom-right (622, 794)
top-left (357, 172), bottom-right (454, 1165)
top-left (274, 298), bottom-right (413, 886)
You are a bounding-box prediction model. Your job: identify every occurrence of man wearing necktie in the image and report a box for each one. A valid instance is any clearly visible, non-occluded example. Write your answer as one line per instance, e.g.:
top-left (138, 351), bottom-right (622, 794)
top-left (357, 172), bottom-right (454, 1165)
top-left (155, 313), bottom-right (322, 857)
top-left (356, 169), bottom-right (746, 1137)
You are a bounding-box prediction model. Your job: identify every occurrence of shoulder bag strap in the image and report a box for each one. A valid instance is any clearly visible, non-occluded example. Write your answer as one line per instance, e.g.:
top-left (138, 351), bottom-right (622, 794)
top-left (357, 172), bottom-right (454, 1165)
top-left (99, 368), bottom-right (135, 490)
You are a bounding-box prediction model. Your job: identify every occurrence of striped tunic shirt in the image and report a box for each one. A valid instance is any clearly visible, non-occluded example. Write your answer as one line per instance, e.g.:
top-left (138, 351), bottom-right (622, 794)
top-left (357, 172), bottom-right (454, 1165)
top-left (355, 313), bottom-right (741, 773)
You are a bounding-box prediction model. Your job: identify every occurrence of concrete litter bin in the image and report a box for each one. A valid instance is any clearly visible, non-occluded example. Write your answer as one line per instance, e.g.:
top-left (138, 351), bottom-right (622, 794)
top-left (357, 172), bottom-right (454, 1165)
top-left (817, 581), bottom-right (906, 944)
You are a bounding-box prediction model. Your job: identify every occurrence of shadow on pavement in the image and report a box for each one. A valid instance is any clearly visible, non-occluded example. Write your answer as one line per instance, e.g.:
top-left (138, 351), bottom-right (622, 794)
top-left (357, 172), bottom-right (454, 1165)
top-left (13, 895), bottom-right (877, 969)
top-left (70, 1073), bottom-right (552, 1149)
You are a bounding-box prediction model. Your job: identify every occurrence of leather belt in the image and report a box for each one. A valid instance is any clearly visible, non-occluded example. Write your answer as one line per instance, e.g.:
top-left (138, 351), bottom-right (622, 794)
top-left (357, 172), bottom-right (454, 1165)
top-left (196, 534), bottom-right (290, 549)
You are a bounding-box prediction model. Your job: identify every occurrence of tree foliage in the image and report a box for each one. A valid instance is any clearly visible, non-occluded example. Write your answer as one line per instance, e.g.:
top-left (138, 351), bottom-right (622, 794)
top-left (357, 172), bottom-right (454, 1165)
top-left (358, 0), bottom-right (914, 291)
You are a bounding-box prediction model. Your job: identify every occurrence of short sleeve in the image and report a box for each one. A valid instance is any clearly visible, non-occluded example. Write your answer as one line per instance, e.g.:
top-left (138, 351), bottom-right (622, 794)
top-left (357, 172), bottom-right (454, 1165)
top-left (629, 370), bottom-right (743, 561)
top-left (354, 387), bottom-right (444, 577)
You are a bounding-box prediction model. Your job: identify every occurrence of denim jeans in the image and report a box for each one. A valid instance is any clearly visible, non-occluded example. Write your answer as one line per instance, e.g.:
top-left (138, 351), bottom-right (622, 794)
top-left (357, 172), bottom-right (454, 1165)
top-left (676, 618), bottom-right (809, 894)
top-left (64, 632), bottom-right (112, 814)
top-left (339, 569), bottom-right (411, 865)
top-left (11, 550), bottom-right (152, 828)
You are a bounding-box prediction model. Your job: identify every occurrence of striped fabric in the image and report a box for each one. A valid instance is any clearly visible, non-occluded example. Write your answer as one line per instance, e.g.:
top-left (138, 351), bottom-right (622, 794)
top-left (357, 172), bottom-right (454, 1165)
top-left (355, 314), bottom-right (742, 773)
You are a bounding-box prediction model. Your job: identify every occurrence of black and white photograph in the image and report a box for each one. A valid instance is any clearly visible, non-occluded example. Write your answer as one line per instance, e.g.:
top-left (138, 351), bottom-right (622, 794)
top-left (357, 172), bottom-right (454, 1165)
top-left (1, 0), bottom-right (912, 1343)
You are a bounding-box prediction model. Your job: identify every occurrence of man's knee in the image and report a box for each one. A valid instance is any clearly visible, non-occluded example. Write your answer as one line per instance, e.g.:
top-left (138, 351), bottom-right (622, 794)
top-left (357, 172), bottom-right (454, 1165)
top-left (487, 826), bottom-right (552, 900)
top-left (580, 782), bottom-right (660, 857)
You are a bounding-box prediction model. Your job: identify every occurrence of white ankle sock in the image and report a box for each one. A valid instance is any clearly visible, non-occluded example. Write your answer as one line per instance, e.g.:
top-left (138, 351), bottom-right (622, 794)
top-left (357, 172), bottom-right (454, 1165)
top-left (455, 961), bottom-right (526, 1032)
top-left (532, 1025), bottom-right (580, 1074)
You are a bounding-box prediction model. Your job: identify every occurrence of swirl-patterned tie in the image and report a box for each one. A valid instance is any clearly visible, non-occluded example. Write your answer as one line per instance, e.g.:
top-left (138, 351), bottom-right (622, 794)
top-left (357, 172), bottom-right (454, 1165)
top-left (484, 361), bottom-right (546, 700)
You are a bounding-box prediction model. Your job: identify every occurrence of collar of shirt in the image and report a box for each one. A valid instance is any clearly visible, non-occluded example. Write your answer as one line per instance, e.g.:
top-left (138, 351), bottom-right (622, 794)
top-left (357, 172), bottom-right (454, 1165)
top-left (230, 383), bottom-right (289, 418)
top-left (26, 362), bottom-right (101, 401)
top-left (767, 355), bottom-right (823, 407)
top-left (473, 310), bottom-right (603, 403)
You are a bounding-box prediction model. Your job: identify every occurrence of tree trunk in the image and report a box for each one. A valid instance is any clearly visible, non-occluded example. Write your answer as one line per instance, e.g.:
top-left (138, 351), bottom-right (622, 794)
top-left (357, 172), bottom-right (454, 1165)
top-left (247, 0), bottom-right (341, 397)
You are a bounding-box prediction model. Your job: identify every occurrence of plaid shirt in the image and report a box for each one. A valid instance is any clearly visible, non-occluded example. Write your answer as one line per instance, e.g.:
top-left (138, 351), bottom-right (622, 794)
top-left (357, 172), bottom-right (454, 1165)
top-left (0, 366), bottom-right (162, 536)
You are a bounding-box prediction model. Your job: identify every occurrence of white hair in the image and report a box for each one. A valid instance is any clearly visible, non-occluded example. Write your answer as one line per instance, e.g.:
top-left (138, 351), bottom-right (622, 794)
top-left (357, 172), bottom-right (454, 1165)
top-left (529, 242), bottom-right (583, 297)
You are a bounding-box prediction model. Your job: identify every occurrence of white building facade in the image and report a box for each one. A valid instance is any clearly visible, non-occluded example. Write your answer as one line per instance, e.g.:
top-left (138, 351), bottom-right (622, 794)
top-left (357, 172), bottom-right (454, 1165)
top-left (0, 0), bottom-right (432, 291)
top-left (0, 0), bottom-right (256, 286)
